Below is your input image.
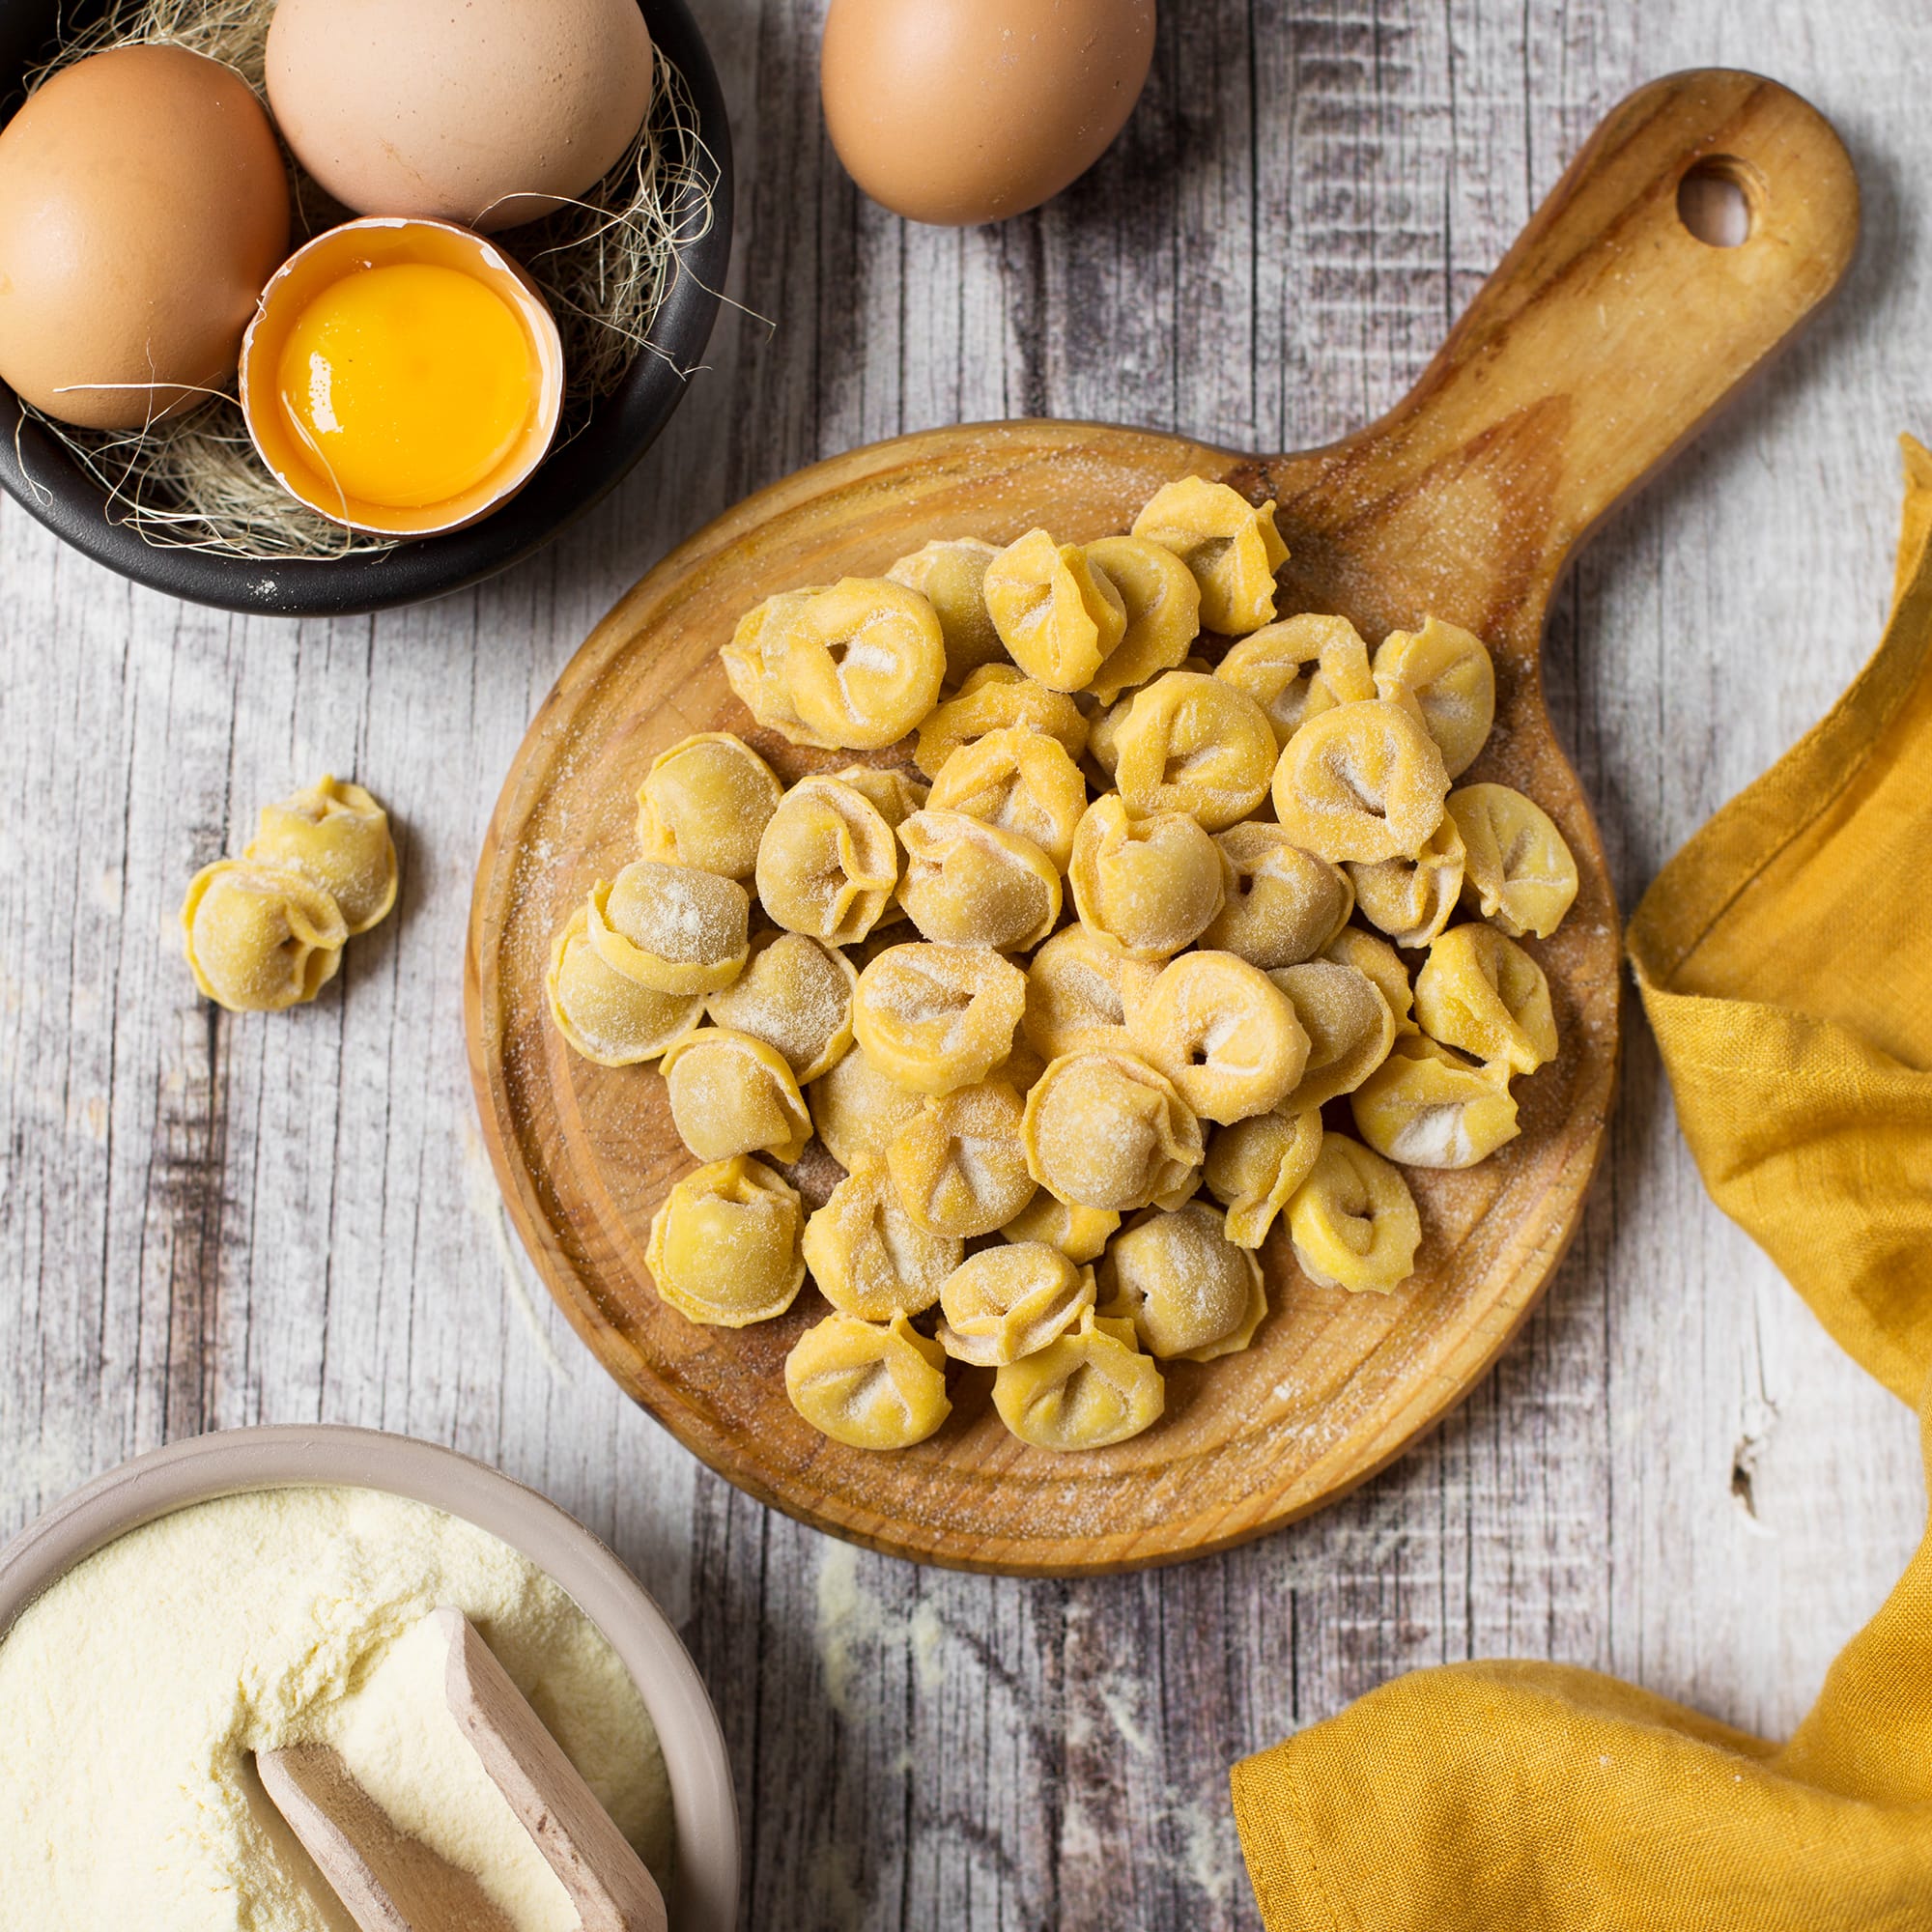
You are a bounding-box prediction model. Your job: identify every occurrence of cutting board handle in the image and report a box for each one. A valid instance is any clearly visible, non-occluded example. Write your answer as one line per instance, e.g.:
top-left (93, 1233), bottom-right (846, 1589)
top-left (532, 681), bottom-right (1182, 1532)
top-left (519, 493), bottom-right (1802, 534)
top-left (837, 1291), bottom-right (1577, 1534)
top-left (1265, 70), bottom-right (1859, 629)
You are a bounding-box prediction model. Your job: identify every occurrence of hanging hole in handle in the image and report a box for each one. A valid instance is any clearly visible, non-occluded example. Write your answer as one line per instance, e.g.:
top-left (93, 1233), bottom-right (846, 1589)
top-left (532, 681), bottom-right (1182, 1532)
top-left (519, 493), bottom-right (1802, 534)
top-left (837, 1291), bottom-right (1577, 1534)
top-left (1678, 156), bottom-right (1757, 247)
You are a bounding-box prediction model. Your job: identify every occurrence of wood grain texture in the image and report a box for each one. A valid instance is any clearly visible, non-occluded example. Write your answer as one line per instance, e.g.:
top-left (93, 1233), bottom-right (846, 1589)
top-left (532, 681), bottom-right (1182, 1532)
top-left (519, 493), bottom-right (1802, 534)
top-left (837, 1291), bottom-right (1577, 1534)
top-left (2, 3), bottom-right (1928, 1926)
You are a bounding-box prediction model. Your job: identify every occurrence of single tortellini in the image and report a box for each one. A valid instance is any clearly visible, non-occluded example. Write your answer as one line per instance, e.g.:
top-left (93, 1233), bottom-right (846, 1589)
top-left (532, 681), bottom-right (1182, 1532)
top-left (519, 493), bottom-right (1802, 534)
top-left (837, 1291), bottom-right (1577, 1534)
top-left (1110, 670), bottom-right (1277, 830)
top-left (1272, 699), bottom-right (1450, 864)
top-left (1323, 926), bottom-right (1418, 1035)
top-left (706, 929), bottom-right (858, 1084)
top-left (1000, 1190), bottom-right (1121, 1264)
top-left (635, 732), bottom-right (782, 880)
top-left (1022, 1049), bottom-right (1203, 1212)
top-left (1130, 477), bottom-right (1289, 635)
top-left (1287, 1135), bottom-right (1422, 1294)
top-left (1216, 614), bottom-right (1376, 750)
top-left (785, 1312), bottom-right (952, 1450)
top-left (1200, 823), bottom-right (1353, 969)
top-left (914, 665), bottom-right (1090, 779)
top-left (896, 809), bottom-right (1062, 952)
top-left (1021, 922), bottom-right (1133, 1060)
top-left (982, 528), bottom-right (1127, 692)
top-left (803, 1157), bottom-right (962, 1319)
top-left (1268, 959), bottom-right (1398, 1111)
top-left (754, 776), bottom-right (899, 945)
top-left (851, 941), bottom-right (1027, 1094)
top-left (1446, 782), bottom-right (1579, 939)
top-left (1123, 950), bottom-right (1309, 1125)
top-left (1083, 535), bottom-right (1202, 703)
top-left (548, 905), bottom-right (702, 1067)
top-left (992, 1308), bottom-right (1164, 1451)
top-left (1098, 1201), bottom-right (1266, 1361)
top-left (1415, 923), bottom-right (1557, 1075)
top-left (886, 536), bottom-right (1007, 688)
top-left (1373, 616), bottom-right (1496, 780)
top-left (936, 1242), bottom-right (1095, 1367)
top-left (808, 1046), bottom-right (926, 1171)
top-left (1068, 795), bottom-right (1228, 960)
top-left (1084, 691), bottom-right (1132, 782)
top-left (246, 775), bottom-right (398, 935)
top-left (1350, 1035), bottom-right (1520, 1170)
top-left (720, 588), bottom-right (821, 741)
top-left (181, 860), bottom-right (348, 1013)
top-left (927, 726), bottom-right (1088, 873)
top-left (833, 763), bottom-right (929, 832)
top-left (1204, 1107), bottom-right (1324, 1249)
top-left (1349, 811), bottom-right (1466, 950)
top-left (886, 1078), bottom-right (1037, 1236)
top-left (661, 1028), bottom-right (812, 1164)
top-left (645, 1154), bottom-right (806, 1326)
top-left (587, 860), bottom-right (751, 995)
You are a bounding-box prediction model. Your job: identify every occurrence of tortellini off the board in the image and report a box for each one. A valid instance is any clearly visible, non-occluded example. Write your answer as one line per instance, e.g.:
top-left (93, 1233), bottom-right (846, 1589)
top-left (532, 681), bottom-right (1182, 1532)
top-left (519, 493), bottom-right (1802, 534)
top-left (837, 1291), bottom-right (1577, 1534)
top-left (539, 474), bottom-right (1579, 1458)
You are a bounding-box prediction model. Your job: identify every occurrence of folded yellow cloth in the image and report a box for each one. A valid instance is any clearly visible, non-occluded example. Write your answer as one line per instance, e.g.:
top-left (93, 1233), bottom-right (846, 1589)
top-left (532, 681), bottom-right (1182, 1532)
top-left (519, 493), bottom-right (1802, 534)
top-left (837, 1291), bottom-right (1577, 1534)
top-left (1231, 438), bottom-right (1932, 1931)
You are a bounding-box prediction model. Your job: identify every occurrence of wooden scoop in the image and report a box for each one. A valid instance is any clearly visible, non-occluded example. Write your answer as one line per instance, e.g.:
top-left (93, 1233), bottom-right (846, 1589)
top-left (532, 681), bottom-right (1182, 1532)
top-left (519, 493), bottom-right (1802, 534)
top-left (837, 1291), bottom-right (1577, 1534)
top-left (260, 1609), bottom-right (668, 1932)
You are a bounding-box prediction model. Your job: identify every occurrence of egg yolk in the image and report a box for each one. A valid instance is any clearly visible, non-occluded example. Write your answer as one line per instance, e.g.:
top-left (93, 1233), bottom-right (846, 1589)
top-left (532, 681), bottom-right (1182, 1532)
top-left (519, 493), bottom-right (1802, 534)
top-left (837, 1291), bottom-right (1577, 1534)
top-left (276, 263), bottom-right (538, 510)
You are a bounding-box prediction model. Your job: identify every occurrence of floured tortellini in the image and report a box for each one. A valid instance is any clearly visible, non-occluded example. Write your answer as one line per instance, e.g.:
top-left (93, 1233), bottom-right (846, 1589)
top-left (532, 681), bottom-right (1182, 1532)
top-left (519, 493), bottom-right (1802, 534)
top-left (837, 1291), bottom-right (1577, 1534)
top-left (1069, 795), bottom-right (1227, 960)
top-left (1200, 823), bottom-right (1352, 969)
top-left (1130, 477), bottom-right (1289, 635)
top-left (1350, 1035), bottom-right (1520, 1169)
top-left (1021, 922), bottom-right (1132, 1059)
top-left (887, 1078), bottom-right (1037, 1236)
top-left (1109, 670), bottom-right (1277, 830)
top-left (754, 776), bottom-right (899, 945)
top-left (852, 941), bottom-right (1027, 1094)
top-left (896, 808), bottom-right (1062, 952)
top-left (1268, 959), bottom-right (1398, 1111)
top-left (1083, 691), bottom-right (1132, 783)
top-left (1373, 616), bottom-right (1496, 780)
top-left (802, 1157), bottom-right (963, 1319)
top-left (786, 1312), bottom-right (952, 1450)
top-left (927, 725), bottom-right (1088, 873)
top-left (1123, 950), bottom-right (1308, 1124)
top-left (1414, 923), bottom-right (1557, 1075)
top-left (706, 929), bottom-right (857, 1083)
top-left (982, 528), bottom-right (1127, 692)
top-left (1446, 783), bottom-right (1579, 939)
top-left (646, 1154), bottom-right (806, 1325)
top-left (992, 1308), bottom-right (1164, 1451)
top-left (1083, 535), bottom-right (1202, 703)
top-left (549, 905), bottom-right (702, 1066)
top-left (588, 860), bottom-right (751, 995)
top-left (914, 665), bottom-right (1090, 779)
top-left (808, 1046), bottom-right (926, 1170)
top-left (1099, 1201), bottom-right (1267, 1361)
top-left (1215, 614), bottom-right (1376, 750)
top-left (1272, 700), bottom-right (1450, 864)
top-left (1204, 1106), bottom-right (1324, 1249)
top-left (1022, 1049), bottom-right (1203, 1212)
top-left (721, 587), bottom-right (820, 741)
top-left (887, 536), bottom-right (1007, 688)
top-left (1350, 812), bottom-right (1465, 952)
top-left (246, 774), bottom-right (398, 935)
top-left (834, 763), bottom-right (929, 833)
top-left (635, 732), bottom-right (782, 880)
top-left (936, 1242), bottom-right (1095, 1366)
top-left (1000, 1190), bottom-right (1121, 1264)
top-left (1287, 1135), bottom-right (1421, 1294)
top-left (1323, 926), bottom-right (1418, 1035)
top-left (182, 860), bottom-right (348, 1013)
top-left (662, 1028), bottom-right (812, 1164)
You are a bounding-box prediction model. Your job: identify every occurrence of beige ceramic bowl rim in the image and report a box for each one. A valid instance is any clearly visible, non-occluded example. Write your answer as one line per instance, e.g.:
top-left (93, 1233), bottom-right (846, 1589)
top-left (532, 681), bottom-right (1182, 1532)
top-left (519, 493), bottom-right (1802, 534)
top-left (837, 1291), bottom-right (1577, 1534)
top-left (0, 1425), bottom-right (739, 1932)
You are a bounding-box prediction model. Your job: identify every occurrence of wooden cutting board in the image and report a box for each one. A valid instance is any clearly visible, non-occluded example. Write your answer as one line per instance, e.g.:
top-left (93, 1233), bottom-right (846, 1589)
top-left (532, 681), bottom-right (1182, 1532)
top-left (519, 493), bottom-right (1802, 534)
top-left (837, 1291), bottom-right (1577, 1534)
top-left (466, 71), bottom-right (1856, 1575)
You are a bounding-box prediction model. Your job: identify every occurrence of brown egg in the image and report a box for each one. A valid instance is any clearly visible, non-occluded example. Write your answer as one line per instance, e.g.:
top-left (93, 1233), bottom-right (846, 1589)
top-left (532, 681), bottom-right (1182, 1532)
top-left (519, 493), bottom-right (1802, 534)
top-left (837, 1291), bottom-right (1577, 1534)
top-left (821, 0), bottom-right (1155, 226)
top-left (267, 0), bottom-right (655, 233)
top-left (0, 46), bottom-right (290, 430)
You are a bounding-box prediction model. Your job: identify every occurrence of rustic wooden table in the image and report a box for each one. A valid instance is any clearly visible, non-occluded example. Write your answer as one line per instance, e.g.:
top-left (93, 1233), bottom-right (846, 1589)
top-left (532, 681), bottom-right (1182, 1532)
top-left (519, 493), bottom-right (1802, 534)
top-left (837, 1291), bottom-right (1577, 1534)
top-left (3, 4), bottom-right (1927, 1927)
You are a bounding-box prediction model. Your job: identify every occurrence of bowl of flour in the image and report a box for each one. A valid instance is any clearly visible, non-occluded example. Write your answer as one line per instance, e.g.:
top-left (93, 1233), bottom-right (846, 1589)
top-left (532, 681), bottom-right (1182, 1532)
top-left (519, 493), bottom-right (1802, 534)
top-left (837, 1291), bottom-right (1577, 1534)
top-left (0, 1426), bottom-right (737, 1932)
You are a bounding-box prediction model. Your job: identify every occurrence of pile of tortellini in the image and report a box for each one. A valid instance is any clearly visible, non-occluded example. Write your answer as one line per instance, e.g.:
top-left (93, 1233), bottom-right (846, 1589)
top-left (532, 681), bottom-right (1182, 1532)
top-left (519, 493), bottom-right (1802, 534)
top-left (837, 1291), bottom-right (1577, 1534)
top-left (182, 776), bottom-right (398, 1013)
top-left (545, 477), bottom-right (1579, 1456)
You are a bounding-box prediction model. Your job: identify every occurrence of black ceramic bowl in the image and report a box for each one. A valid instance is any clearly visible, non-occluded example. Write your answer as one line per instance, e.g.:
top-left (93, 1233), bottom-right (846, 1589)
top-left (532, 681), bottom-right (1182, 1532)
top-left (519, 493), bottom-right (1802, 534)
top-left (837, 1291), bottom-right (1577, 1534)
top-left (0, 0), bottom-right (732, 616)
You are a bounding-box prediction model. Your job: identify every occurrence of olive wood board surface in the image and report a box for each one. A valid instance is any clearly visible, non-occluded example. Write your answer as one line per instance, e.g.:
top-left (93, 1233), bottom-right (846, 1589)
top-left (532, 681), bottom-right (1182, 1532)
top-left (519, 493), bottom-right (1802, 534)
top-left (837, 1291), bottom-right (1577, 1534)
top-left (467, 70), bottom-right (1857, 1575)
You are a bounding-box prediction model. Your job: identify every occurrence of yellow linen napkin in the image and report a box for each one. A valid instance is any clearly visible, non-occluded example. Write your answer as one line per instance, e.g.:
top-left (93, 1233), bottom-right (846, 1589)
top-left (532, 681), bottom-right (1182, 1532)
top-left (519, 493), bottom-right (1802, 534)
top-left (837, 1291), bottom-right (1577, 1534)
top-left (1230, 438), bottom-right (1932, 1932)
